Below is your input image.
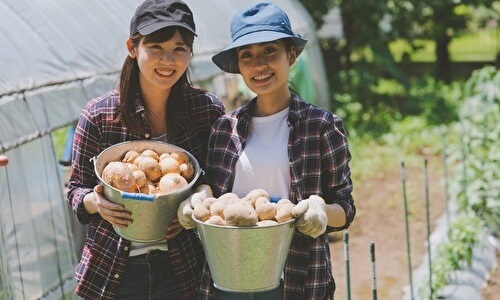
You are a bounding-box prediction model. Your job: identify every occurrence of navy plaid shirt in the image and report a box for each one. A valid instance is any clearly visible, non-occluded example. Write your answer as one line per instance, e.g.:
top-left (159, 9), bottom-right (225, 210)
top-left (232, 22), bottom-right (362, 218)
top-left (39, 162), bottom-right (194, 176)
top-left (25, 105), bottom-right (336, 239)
top-left (67, 89), bottom-right (225, 300)
top-left (199, 94), bottom-right (355, 300)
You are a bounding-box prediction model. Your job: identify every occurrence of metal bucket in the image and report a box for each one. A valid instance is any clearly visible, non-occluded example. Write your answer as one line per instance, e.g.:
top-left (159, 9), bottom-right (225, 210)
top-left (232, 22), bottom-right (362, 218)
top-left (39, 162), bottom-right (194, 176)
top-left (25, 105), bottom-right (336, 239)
top-left (93, 140), bottom-right (201, 242)
top-left (194, 217), bottom-right (296, 293)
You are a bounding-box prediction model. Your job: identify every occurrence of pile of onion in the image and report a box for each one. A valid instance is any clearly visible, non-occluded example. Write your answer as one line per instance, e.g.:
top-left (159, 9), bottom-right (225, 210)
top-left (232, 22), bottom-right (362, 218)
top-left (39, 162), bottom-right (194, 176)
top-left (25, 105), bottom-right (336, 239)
top-left (101, 149), bottom-right (194, 195)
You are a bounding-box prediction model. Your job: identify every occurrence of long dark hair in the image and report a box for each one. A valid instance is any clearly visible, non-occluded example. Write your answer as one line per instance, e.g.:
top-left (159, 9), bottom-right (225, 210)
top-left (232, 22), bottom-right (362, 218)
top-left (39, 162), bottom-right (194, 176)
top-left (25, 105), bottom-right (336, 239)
top-left (283, 38), bottom-right (300, 95)
top-left (117, 27), bottom-right (197, 137)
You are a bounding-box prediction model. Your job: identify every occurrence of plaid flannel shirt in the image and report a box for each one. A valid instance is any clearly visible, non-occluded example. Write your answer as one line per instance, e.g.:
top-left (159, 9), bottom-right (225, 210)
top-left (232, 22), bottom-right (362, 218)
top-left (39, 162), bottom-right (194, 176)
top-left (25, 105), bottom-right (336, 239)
top-left (67, 89), bottom-right (225, 300)
top-left (199, 94), bottom-right (356, 300)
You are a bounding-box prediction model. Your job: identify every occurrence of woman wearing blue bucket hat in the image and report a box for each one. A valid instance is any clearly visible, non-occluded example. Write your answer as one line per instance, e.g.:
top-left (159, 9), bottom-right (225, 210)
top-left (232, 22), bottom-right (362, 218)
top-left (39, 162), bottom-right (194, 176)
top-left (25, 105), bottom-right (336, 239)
top-left (189, 2), bottom-right (356, 299)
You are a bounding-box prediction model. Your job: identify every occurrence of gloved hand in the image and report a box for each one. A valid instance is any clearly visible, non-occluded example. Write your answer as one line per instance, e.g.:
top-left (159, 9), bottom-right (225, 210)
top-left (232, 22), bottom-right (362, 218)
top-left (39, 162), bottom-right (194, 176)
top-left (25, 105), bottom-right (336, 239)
top-left (292, 195), bottom-right (328, 238)
top-left (177, 184), bottom-right (213, 230)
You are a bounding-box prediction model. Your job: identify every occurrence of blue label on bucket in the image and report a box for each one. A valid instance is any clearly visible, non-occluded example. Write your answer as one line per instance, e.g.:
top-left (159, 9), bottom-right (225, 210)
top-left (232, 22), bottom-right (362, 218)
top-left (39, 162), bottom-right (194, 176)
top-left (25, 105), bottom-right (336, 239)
top-left (121, 192), bottom-right (155, 202)
top-left (270, 196), bottom-right (281, 203)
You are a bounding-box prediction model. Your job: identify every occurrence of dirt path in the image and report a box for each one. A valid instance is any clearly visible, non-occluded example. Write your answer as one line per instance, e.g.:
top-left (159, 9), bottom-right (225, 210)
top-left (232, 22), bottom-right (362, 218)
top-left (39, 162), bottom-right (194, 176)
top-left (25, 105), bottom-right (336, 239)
top-left (329, 155), bottom-right (447, 299)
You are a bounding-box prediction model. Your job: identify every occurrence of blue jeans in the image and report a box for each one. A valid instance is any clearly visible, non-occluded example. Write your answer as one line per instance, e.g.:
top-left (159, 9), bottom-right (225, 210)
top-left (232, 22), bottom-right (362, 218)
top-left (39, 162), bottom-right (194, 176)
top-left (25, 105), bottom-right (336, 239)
top-left (212, 280), bottom-right (284, 300)
top-left (115, 250), bottom-right (181, 300)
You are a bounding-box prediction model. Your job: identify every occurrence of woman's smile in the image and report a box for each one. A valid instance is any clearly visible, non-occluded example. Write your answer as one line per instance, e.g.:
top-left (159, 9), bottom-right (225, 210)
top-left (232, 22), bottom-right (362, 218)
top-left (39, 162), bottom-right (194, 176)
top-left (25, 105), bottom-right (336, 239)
top-left (156, 68), bottom-right (175, 78)
top-left (252, 72), bottom-right (273, 83)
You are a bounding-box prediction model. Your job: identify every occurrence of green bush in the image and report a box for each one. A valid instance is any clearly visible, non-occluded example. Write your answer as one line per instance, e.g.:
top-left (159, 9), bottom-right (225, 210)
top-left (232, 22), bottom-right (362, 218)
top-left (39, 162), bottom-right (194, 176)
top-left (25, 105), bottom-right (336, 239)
top-left (331, 66), bottom-right (462, 138)
top-left (429, 214), bottom-right (486, 298)
top-left (419, 66), bottom-right (499, 298)
top-left (447, 66), bottom-right (499, 232)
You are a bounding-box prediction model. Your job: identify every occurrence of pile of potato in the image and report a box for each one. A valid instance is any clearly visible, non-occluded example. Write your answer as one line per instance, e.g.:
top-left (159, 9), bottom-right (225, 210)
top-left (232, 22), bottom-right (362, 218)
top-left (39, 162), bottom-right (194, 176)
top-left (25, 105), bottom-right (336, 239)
top-left (101, 149), bottom-right (195, 194)
top-left (191, 188), bottom-right (297, 227)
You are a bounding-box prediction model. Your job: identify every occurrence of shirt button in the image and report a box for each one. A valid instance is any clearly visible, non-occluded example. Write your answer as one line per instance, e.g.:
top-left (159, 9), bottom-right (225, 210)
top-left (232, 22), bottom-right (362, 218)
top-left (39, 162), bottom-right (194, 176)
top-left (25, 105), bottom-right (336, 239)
top-left (124, 247), bottom-right (129, 251)
top-left (145, 134), bottom-right (150, 138)
top-left (114, 274), bottom-right (119, 279)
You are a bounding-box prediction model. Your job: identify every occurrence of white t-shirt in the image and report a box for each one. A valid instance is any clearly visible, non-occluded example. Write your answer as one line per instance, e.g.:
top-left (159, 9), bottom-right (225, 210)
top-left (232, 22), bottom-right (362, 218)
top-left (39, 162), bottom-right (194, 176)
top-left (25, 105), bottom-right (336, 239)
top-left (232, 108), bottom-right (291, 200)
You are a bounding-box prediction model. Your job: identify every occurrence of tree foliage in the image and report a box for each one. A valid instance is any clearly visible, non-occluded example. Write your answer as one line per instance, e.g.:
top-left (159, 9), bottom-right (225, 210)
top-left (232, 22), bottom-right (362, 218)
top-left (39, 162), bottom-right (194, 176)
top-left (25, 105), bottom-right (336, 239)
top-left (297, 0), bottom-right (496, 136)
top-left (297, 0), bottom-right (333, 29)
top-left (388, 0), bottom-right (495, 82)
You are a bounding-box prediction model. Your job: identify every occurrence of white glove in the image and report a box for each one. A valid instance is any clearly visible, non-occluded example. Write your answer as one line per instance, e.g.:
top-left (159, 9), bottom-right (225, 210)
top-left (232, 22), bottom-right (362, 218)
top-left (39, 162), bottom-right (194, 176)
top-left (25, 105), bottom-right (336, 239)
top-left (292, 195), bottom-right (327, 238)
top-left (177, 184), bottom-right (213, 229)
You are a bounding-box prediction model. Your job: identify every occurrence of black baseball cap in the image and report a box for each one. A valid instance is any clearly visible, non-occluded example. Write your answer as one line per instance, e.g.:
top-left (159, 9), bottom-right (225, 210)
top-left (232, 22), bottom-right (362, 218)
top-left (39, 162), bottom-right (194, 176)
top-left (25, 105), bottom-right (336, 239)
top-left (129, 0), bottom-right (197, 37)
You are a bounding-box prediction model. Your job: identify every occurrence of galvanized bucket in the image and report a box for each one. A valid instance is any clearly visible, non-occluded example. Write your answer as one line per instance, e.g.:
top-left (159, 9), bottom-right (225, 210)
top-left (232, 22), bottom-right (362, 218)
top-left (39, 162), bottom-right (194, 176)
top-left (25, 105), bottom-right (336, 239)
top-left (194, 217), bottom-right (296, 293)
top-left (93, 140), bottom-right (201, 242)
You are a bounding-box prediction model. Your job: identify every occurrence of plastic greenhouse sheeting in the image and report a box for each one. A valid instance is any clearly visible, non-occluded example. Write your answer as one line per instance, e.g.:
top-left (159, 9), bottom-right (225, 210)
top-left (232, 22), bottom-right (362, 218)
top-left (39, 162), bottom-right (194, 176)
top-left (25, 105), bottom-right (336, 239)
top-left (0, 0), bottom-right (329, 299)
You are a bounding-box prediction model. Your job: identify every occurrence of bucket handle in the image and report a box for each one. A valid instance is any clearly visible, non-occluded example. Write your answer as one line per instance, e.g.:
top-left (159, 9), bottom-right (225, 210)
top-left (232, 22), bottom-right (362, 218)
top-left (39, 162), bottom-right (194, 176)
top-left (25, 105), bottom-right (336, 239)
top-left (121, 192), bottom-right (155, 202)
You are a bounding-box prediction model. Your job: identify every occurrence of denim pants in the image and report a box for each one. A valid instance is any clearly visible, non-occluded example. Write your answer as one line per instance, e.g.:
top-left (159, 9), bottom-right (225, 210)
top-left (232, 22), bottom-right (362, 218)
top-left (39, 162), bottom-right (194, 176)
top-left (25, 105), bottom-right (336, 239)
top-left (115, 250), bottom-right (181, 300)
top-left (212, 280), bottom-right (284, 300)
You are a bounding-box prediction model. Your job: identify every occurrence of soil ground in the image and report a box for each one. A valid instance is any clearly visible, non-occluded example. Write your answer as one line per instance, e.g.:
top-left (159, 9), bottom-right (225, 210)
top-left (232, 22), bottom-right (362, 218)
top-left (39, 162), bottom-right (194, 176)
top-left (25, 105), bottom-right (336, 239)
top-left (328, 154), bottom-right (499, 299)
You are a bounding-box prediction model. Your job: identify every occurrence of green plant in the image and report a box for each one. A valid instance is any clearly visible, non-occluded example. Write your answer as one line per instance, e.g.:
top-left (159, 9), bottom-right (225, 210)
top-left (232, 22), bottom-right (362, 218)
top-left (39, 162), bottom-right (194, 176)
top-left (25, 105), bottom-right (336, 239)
top-left (51, 126), bottom-right (70, 160)
top-left (409, 77), bottom-right (463, 125)
top-left (428, 214), bottom-right (485, 297)
top-left (389, 28), bottom-right (500, 62)
top-left (412, 66), bottom-right (498, 299)
top-left (332, 67), bottom-right (405, 137)
top-left (332, 65), bottom-right (463, 138)
top-left (448, 67), bottom-right (499, 231)
top-left (382, 116), bottom-right (443, 155)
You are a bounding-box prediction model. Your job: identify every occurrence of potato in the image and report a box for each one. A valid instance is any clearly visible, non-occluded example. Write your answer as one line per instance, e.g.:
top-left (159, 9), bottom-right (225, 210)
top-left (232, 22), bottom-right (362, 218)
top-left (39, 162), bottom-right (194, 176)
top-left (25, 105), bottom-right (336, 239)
top-left (202, 197), bottom-right (218, 210)
top-left (275, 199), bottom-right (294, 223)
top-left (224, 201), bottom-right (259, 226)
top-left (256, 220), bottom-right (279, 227)
top-left (102, 161), bottom-right (137, 192)
top-left (205, 215), bottom-right (226, 226)
top-left (244, 189), bottom-right (270, 207)
top-left (209, 200), bottom-right (228, 218)
top-left (255, 196), bottom-right (277, 221)
top-left (158, 173), bottom-right (188, 194)
top-left (218, 192), bottom-right (240, 203)
top-left (193, 204), bottom-right (211, 222)
top-left (134, 155), bottom-right (162, 182)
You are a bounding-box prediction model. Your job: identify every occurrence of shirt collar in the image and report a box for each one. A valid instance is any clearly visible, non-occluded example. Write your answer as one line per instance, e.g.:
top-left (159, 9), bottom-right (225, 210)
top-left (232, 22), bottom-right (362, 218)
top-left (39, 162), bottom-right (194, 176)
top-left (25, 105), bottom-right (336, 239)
top-left (238, 93), bottom-right (303, 125)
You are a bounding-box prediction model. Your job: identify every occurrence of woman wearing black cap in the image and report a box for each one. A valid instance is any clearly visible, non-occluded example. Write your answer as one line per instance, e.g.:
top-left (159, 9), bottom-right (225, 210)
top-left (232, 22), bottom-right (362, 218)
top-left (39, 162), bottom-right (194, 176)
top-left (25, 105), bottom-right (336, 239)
top-left (67, 0), bottom-right (225, 299)
top-left (177, 2), bottom-right (356, 299)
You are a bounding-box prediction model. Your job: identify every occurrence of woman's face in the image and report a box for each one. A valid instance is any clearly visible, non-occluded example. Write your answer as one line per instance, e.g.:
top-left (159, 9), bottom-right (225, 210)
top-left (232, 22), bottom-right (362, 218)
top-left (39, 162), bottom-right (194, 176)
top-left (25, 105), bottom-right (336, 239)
top-left (236, 40), bottom-right (295, 97)
top-left (128, 29), bottom-right (191, 94)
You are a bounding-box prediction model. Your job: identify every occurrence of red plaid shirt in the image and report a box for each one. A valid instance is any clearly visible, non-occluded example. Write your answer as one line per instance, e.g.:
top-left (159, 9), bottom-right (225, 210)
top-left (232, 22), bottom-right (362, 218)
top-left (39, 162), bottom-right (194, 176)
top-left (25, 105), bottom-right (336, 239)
top-left (67, 89), bottom-right (225, 300)
top-left (200, 94), bottom-right (356, 300)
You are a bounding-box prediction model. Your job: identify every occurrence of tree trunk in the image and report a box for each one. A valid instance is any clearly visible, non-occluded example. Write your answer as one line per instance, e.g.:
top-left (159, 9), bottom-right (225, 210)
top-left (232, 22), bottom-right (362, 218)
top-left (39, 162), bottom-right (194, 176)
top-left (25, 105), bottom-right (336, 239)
top-left (435, 32), bottom-right (451, 83)
top-left (339, 1), bottom-right (353, 68)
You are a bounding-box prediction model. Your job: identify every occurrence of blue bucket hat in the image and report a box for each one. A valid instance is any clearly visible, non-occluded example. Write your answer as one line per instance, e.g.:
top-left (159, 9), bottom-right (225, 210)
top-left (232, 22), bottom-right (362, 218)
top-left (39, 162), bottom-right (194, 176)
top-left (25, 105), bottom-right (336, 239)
top-left (212, 2), bottom-right (308, 74)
